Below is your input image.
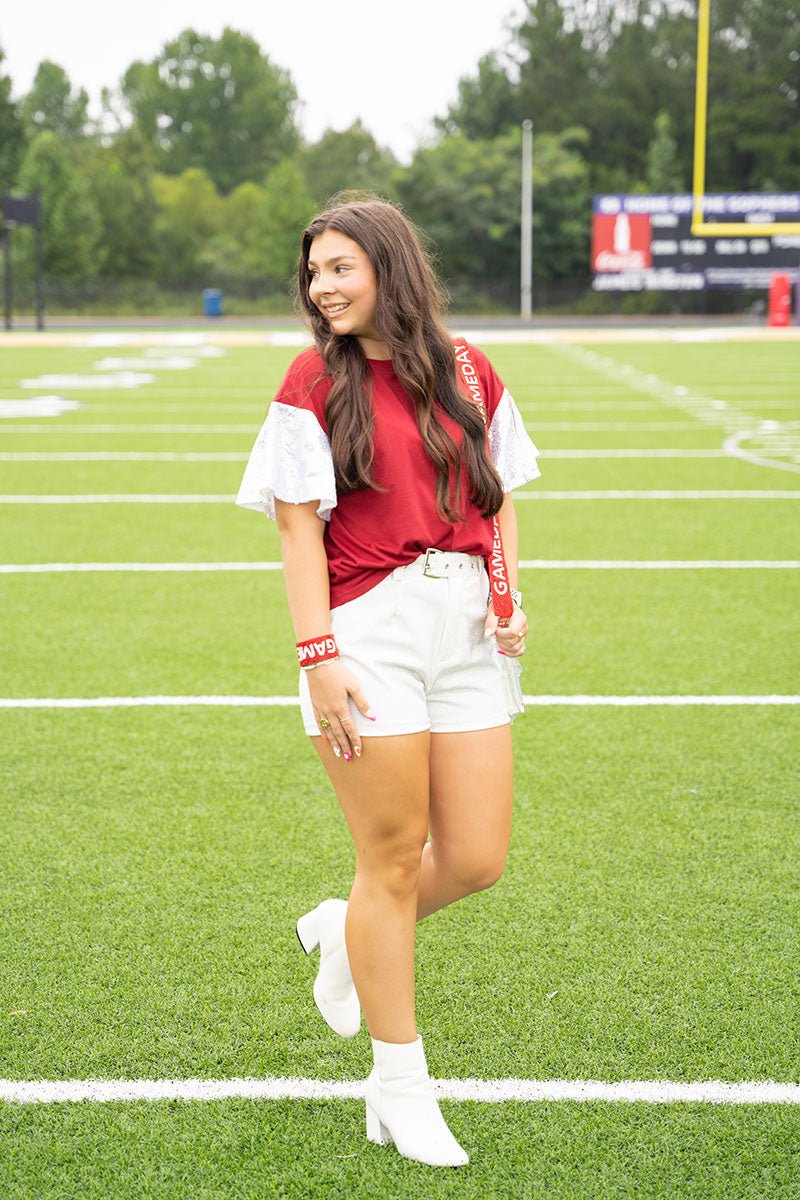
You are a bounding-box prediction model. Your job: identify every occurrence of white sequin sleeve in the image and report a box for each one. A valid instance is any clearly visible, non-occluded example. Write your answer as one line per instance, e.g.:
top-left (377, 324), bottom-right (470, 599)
top-left (487, 387), bottom-right (541, 491)
top-left (235, 401), bottom-right (337, 521)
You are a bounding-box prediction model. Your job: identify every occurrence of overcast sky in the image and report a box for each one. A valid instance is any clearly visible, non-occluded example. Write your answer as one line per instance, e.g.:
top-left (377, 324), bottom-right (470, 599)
top-left (1, 0), bottom-right (526, 163)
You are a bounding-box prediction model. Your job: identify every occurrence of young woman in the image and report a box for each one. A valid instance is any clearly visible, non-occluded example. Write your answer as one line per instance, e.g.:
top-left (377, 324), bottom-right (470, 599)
top-left (237, 198), bottom-right (539, 1167)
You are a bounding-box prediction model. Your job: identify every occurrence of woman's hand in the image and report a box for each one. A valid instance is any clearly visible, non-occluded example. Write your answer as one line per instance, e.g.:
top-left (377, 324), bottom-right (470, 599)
top-left (307, 660), bottom-right (375, 762)
top-left (484, 602), bottom-right (528, 658)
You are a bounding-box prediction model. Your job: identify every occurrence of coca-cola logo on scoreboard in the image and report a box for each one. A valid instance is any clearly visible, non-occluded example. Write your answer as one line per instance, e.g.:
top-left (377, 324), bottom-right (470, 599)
top-left (592, 213), bottom-right (653, 271)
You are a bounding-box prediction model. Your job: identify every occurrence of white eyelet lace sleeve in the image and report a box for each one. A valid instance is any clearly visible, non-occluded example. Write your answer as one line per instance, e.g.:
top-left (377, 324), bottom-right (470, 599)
top-left (235, 401), bottom-right (337, 521)
top-left (488, 387), bottom-right (541, 491)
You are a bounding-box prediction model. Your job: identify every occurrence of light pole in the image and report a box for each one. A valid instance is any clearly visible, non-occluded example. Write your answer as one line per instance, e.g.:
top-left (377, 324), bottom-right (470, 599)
top-left (521, 119), bottom-right (533, 319)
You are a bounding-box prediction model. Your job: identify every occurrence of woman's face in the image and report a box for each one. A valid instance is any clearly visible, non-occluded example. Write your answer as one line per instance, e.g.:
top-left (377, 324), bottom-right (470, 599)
top-left (307, 230), bottom-right (380, 345)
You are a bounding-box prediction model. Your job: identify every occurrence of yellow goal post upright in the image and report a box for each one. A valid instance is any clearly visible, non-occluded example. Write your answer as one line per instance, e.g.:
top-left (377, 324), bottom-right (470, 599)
top-left (692, 0), bottom-right (800, 236)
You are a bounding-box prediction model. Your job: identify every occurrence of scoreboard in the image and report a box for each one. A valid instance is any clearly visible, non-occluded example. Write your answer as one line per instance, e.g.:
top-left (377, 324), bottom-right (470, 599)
top-left (591, 193), bottom-right (800, 291)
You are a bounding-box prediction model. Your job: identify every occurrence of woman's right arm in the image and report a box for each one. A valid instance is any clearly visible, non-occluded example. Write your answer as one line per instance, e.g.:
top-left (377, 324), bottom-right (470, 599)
top-left (275, 498), bottom-right (374, 762)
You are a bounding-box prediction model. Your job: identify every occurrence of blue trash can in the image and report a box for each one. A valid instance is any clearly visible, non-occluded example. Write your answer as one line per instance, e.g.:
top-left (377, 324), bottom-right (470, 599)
top-left (202, 288), bottom-right (223, 318)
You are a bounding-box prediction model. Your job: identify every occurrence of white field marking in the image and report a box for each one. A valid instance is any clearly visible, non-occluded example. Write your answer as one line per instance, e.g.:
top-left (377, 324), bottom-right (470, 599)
top-left (552, 345), bottom-right (800, 477)
top-left (20, 373), bottom-right (155, 390)
top-left (0, 494), bottom-right (237, 503)
top-left (0, 562), bottom-right (284, 573)
top-left (0, 424), bottom-right (258, 433)
top-left (0, 452), bottom-right (249, 462)
top-left (553, 344), bottom-right (759, 431)
top-left (2, 561), bottom-right (798, 575)
top-left (1, 696), bottom-right (797, 710)
top-left (0, 397), bottom-right (80, 419)
top-left (3, 326), bottom-right (799, 350)
top-left (518, 560), bottom-right (800, 569)
top-left (723, 426), bottom-right (800, 476)
top-left (0, 450), bottom-right (732, 462)
top-left (517, 400), bottom-right (666, 411)
top-left (513, 490), bottom-right (800, 500)
top-left (82, 333), bottom-right (217, 348)
top-left (538, 449), bottom-right (729, 458)
top-left (1, 1077), bottom-right (798, 1106)
top-left (4, 490), bottom-right (800, 504)
top-left (93, 356), bottom-right (200, 371)
top-left (60, 404), bottom-right (267, 413)
top-left (525, 422), bottom-right (701, 431)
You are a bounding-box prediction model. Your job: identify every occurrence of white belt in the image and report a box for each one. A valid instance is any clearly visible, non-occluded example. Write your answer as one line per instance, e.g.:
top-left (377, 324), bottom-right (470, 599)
top-left (397, 548), bottom-right (484, 579)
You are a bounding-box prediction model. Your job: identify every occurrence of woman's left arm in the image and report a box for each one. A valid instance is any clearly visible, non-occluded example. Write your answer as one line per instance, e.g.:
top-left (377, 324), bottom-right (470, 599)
top-left (497, 491), bottom-right (518, 591)
top-left (484, 493), bottom-right (528, 656)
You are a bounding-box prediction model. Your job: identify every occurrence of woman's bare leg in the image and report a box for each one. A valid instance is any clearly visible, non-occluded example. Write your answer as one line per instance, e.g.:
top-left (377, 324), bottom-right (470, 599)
top-left (416, 726), bottom-right (514, 920)
top-left (313, 731), bottom-right (431, 1043)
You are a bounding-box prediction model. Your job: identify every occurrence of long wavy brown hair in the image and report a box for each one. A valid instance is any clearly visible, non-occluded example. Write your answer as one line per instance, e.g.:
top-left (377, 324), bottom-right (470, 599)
top-left (295, 197), bottom-right (504, 523)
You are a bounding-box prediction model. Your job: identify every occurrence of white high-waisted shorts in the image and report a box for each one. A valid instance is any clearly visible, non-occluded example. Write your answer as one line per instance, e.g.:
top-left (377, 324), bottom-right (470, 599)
top-left (299, 548), bottom-right (510, 737)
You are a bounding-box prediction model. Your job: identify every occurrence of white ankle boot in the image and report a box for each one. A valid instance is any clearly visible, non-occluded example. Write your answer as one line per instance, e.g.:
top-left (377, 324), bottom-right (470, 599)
top-left (295, 899), bottom-right (360, 1039)
top-left (365, 1036), bottom-right (469, 1167)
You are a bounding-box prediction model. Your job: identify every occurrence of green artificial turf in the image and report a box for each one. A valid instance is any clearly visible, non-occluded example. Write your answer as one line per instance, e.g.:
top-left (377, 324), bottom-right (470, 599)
top-left (1, 333), bottom-right (798, 1198)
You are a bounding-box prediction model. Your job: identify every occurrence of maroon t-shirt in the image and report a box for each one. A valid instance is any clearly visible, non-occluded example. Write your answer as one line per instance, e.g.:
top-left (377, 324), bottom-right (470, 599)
top-left (269, 345), bottom-right (507, 608)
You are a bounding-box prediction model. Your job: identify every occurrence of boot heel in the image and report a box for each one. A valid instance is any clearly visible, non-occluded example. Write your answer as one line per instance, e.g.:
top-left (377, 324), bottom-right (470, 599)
top-left (295, 908), bottom-right (320, 955)
top-left (366, 1103), bottom-right (392, 1146)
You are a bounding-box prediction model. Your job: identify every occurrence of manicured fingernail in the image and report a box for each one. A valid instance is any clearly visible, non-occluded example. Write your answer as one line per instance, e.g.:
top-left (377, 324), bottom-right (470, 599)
top-left (354, 745), bottom-right (362, 758)
top-left (497, 650), bottom-right (506, 656)
top-left (333, 746), bottom-right (341, 758)
top-left (365, 709), bottom-right (377, 721)
top-left (344, 752), bottom-right (351, 763)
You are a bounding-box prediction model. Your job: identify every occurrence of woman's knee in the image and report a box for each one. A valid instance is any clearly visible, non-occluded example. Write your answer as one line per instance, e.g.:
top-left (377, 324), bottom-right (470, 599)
top-left (445, 847), bottom-right (508, 896)
top-left (358, 834), bottom-right (427, 899)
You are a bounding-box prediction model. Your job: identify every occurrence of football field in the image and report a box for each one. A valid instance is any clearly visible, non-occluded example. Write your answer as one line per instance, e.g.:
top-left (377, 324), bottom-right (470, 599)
top-left (1, 328), bottom-right (798, 1198)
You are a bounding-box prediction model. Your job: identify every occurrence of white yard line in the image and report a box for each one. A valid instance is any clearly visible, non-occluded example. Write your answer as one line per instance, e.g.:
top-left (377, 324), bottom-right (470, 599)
top-left (1, 1076), bottom-right (797, 1105)
top-left (2, 490), bottom-right (800, 504)
top-left (0, 423), bottom-right (259, 433)
top-left (1, 561), bottom-right (798, 575)
top-left (1, 696), bottom-right (797, 709)
top-left (0, 452), bottom-right (250, 461)
top-left (0, 449), bottom-right (735, 461)
top-left (512, 490), bottom-right (800, 500)
top-left (0, 421), bottom-right (706, 433)
top-left (553, 344), bottom-right (759, 431)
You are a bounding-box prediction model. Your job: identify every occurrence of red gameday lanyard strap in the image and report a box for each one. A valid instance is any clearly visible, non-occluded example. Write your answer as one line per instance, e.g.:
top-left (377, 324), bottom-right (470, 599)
top-left (453, 340), bottom-right (514, 623)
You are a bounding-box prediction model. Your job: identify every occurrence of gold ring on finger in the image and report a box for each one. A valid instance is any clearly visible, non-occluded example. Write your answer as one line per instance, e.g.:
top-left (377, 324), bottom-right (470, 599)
top-left (319, 718), bottom-right (331, 729)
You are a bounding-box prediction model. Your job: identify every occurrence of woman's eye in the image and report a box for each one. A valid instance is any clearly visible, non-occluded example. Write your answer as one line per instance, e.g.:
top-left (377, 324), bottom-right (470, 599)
top-left (335, 265), bottom-right (350, 274)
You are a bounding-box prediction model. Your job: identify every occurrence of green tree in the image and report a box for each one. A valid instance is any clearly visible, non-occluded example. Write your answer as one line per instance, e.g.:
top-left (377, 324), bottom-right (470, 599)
top-left (84, 128), bottom-right (160, 278)
top-left (435, 53), bottom-right (518, 141)
top-left (706, 0), bottom-right (800, 189)
top-left (646, 110), bottom-right (684, 192)
top-left (151, 167), bottom-right (224, 279)
top-left (0, 46), bottom-right (25, 189)
top-left (122, 28), bottom-right (300, 193)
top-left (15, 132), bottom-right (103, 279)
top-left (397, 126), bottom-right (590, 301)
top-left (20, 61), bottom-right (89, 141)
top-left (299, 121), bottom-right (399, 208)
top-left (250, 159), bottom-right (316, 288)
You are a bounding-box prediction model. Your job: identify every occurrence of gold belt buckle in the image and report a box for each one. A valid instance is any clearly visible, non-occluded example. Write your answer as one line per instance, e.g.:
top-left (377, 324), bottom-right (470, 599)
top-left (422, 548), bottom-right (440, 578)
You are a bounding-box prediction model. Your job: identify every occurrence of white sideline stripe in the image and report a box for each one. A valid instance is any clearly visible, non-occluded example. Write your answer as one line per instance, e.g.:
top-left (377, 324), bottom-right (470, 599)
top-left (3, 490), bottom-right (800, 504)
top-left (520, 560), bottom-right (800, 569)
top-left (2, 560), bottom-right (799, 575)
top-left (1, 1077), bottom-right (797, 1106)
top-left (0, 421), bottom-right (705, 433)
top-left (513, 490), bottom-right (800, 500)
top-left (0, 562), bottom-right (285, 573)
top-left (1, 696), bottom-right (797, 710)
top-left (0, 423), bottom-right (260, 433)
top-left (0, 451), bottom-right (250, 462)
top-left (0, 449), bottom-right (734, 461)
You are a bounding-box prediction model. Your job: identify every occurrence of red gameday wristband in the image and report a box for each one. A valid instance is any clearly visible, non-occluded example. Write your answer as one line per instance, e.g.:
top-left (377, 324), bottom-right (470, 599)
top-left (296, 634), bottom-right (339, 669)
